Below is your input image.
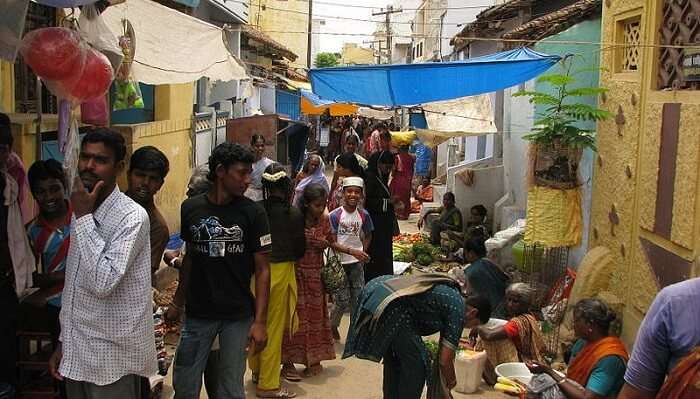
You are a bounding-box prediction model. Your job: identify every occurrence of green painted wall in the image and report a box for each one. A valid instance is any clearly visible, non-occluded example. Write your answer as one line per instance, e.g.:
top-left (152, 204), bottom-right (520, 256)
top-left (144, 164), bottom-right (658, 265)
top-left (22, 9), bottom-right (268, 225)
top-left (534, 18), bottom-right (602, 131)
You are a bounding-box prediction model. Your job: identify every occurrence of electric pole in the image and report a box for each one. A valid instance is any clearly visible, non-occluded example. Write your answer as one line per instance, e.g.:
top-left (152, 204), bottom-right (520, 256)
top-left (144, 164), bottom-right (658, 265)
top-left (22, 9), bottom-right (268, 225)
top-left (307, 0), bottom-right (313, 68)
top-left (372, 5), bottom-right (402, 64)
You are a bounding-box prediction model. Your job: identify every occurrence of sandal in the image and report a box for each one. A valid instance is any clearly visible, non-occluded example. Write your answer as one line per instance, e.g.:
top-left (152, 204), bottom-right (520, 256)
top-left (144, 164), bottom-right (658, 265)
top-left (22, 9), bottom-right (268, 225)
top-left (256, 387), bottom-right (297, 398)
top-left (281, 365), bottom-right (302, 382)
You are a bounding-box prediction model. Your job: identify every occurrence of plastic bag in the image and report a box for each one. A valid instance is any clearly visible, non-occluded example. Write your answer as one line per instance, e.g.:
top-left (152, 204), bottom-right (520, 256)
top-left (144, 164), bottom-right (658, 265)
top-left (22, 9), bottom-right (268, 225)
top-left (0, 0), bottom-right (29, 62)
top-left (21, 27), bottom-right (114, 105)
top-left (454, 350), bottom-right (487, 394)
top-left (79, 4), bottom-right (123, 70)
top-left (58, 99), bottom-right (71, 152)
top-left (20, 27), bottom-right (86, 82)
top-left (62, 118), bottom-right (81, 193)
top-left (81, 95), bottom-right (108, 126)
top-left (113, 23), bottom-right (144, 110)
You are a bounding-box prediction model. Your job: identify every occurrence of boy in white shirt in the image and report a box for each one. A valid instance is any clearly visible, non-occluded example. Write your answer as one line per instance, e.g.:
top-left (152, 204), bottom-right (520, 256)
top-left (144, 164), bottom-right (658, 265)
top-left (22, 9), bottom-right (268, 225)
top-left (328, 177), bottom-right (373, 340)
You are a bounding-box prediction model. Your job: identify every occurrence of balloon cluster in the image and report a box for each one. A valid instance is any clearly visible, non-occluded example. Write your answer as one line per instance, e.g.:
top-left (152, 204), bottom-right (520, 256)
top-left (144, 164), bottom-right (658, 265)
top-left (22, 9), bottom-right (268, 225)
top-left (20, 27), bottom-right (114, 104)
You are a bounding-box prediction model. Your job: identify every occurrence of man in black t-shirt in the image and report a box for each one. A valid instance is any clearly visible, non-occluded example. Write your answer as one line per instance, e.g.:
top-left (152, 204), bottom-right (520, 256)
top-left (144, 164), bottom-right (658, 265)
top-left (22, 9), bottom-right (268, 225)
top-left (169, 143), bottom-right (271, 399)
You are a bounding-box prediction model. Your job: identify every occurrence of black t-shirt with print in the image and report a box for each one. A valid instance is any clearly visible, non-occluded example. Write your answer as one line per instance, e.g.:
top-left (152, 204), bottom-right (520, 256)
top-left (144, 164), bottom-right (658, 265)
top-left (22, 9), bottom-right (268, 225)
top-left (181, 193), bottom-right (271, 320)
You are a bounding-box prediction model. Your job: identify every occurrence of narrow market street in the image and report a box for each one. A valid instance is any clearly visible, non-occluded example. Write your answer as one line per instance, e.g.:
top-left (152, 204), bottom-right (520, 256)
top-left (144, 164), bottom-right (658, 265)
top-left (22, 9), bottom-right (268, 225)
top-left (160, 213), bottom-right (506, 399)
top-left (5, 0), bottom-right (700, 398)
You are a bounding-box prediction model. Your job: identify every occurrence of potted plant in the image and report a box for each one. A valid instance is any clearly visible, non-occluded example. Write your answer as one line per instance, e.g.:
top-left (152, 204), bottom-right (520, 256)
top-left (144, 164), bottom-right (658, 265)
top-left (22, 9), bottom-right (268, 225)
top-left (514, 61), bottom-right (612, 189)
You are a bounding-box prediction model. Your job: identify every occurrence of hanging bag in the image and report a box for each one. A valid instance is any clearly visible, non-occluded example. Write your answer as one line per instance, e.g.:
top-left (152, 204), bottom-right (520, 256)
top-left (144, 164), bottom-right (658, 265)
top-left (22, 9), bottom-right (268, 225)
top-left (321, 247), bottom-right (346, 294)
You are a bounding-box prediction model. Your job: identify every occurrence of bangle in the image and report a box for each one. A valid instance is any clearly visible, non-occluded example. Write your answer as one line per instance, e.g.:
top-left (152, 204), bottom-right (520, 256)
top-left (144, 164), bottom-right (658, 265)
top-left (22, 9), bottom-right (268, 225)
top-left (557, 377), bottom-right (567, 386)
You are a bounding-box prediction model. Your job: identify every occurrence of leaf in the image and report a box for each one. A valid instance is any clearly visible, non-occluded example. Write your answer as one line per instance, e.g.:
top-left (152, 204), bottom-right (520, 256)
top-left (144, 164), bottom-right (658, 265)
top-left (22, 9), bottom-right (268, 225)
top-left (513, 91), bottom-right (559, 105)
top-left (536, 74), bottom-right (575, 87)
top-left (564, 87), bottom-right (608, 97)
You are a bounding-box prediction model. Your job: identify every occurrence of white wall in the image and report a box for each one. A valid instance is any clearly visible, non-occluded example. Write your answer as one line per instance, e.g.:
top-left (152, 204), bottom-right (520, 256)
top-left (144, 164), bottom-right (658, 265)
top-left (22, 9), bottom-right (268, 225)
top-left (260, 86), bottom-right (276, 115)
top-left (502, 82), bottom-right (535, 210)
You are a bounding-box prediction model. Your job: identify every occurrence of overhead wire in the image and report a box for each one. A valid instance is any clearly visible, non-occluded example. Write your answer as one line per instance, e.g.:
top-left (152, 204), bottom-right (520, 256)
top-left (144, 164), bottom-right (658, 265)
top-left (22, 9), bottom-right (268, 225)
top-left (230, 0), bottom-right (549, 26)
top-left (247, 0), bottom-right (494, 11)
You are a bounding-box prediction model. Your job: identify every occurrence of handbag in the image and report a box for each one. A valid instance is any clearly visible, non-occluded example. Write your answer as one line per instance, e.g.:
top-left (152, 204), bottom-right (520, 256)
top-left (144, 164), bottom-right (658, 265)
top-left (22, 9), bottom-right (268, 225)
top-left (321, 248), bottom-right (347, 294)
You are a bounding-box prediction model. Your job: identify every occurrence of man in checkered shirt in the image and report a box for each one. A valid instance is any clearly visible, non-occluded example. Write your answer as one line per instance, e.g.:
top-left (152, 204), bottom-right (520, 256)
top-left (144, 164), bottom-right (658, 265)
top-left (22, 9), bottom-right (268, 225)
top-left (49, 129), bottom-right (156, 399)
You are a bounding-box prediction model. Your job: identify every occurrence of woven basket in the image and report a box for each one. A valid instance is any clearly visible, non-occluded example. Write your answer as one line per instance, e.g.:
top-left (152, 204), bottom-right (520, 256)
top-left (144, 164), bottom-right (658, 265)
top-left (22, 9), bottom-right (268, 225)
top-left (529, 142), bottom-right (582, 189)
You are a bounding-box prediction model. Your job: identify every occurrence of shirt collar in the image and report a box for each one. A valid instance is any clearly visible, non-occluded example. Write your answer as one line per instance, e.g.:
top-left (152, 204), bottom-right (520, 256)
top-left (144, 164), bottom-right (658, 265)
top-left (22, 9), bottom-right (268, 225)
top-left (93, 185), bottom-right (121, 225)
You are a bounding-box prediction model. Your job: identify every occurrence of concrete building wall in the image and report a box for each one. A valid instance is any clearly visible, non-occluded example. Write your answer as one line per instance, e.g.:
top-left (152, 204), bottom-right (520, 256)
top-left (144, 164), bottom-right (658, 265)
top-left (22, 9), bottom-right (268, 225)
top-left (250, 0), bottom-right (309, 67)
top-left (340, 43), bottom-right (375, 65)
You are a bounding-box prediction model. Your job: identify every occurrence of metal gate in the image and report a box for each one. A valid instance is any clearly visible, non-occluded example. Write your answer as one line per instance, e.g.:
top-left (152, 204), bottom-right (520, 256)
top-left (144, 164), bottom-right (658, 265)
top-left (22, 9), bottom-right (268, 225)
top-left (193, 110), bottom-right (230, 166)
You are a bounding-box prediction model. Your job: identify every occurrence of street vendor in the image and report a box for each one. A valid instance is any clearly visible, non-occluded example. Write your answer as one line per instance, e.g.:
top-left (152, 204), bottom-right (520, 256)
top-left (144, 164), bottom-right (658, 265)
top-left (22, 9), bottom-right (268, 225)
top-left (418, 192), bottom-right (463, 246)
top-left (343, 273), bottom-right (492, 399)
top-left (475, 283), bottom-right (546, 385)
top-left (410, 177), bottom-right (434, 214)
top-left (526, 298), bottom-right (628, 399)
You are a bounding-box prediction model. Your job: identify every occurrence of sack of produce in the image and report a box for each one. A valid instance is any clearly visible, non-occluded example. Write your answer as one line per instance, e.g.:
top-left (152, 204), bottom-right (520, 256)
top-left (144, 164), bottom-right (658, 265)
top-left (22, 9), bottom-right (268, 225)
top-left (454, 349), bottom-right (487, 394)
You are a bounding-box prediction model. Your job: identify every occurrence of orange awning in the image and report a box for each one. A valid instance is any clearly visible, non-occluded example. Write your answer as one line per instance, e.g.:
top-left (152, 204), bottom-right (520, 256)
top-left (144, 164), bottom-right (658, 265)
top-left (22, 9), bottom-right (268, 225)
top-left (300, 97), bottom-right (358, 116)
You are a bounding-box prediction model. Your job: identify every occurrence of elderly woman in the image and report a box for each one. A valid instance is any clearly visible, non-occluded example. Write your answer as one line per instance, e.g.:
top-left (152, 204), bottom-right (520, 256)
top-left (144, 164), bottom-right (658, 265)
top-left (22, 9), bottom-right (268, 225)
top-left (475, 283), bottom-right (545, 384)
top-left (293, 154), bottom-right (329, 207)
top-left (526, 299), bottom-right (629, 399)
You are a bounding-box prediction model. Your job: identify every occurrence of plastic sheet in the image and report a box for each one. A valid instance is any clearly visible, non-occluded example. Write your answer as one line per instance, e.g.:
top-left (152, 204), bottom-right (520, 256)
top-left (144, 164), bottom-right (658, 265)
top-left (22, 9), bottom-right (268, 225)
top-left (79, 4), bottom-right (122, 70)
top-left (0, 0), bottom-right (29, 62)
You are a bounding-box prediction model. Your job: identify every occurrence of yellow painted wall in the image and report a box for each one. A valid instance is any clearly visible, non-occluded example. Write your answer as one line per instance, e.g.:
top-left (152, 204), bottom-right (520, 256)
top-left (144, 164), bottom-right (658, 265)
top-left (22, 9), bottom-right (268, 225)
top-left (0, 60), bottom-right (14, 113)
top-left (250, 0), bottom-right (309, 66)
top-left (340, 44), bottom-right (375, 65)
top-left (114, 119), bottom-right (192, 233)
top-left (591, 0), bottom-right (700, 346)
top-left (154, 83), bottom-right (194, 122)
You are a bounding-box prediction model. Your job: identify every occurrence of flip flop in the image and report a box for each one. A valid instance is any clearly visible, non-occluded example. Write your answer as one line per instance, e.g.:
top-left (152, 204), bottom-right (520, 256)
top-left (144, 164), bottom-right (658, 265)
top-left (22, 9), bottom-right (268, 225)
top-left (256, 387), bottom-right (297, 398)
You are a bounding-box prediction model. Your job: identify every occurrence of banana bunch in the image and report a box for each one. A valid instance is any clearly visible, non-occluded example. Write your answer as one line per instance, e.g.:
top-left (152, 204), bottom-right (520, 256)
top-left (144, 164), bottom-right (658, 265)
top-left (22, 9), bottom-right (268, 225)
top-left (494, 376), bottom-right (526, 396)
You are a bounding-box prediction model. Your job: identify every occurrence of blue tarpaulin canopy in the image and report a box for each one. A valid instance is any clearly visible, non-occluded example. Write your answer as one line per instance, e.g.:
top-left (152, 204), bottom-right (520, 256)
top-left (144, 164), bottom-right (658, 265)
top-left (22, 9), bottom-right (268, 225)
top-left (309, 47), bottom-right (561, 107)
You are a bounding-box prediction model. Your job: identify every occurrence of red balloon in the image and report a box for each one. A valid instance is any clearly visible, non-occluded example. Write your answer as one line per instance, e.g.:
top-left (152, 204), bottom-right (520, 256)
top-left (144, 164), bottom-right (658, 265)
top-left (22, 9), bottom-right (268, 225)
top-left (21, 27), bottom-right (84, 81)
top-left (64, 48), bottom-right (114, 102)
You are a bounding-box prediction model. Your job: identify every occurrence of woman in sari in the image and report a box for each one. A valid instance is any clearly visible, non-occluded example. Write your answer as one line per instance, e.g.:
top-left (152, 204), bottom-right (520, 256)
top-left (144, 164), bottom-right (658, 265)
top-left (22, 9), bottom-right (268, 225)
top-left (410, 177), bottom-right (433, 214)
top-left (245, 134), bottom-right (274, 202)
top-left (292, 154), bottom-right (329, 207)
top-left (344, 274), bottom-right (492, 399)
top-left (282, 183), bottom-right (336, 380)
top-left (526, 298), bottom-right (628, 399)
top-left (476, 283), bottom-right (545, 384)
top-left (462, 237), bottom-right (508, 318)
top-left (389, 145), bottom-right (415, 220)
top-left (364, 150), bottom-right (398, 283)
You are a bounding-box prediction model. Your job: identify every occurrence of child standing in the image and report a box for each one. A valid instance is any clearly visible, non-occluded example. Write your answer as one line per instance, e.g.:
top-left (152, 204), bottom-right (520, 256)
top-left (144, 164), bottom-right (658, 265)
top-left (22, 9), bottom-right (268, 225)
top-left (328, 176), bottom-right (373, 340)
top-left (250, 163), bottom-right (305, 399)
top-left (281, 183), bottom-right (337, 380)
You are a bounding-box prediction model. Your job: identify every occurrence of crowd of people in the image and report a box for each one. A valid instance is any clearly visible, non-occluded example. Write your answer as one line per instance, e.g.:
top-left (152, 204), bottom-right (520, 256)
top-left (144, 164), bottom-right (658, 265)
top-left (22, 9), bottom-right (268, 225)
top-left (1, 112), bottom-right (699, 399)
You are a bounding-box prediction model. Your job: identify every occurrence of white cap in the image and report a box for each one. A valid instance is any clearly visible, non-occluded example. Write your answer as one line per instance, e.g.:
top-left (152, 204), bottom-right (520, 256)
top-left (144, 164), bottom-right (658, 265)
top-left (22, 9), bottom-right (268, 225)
top-left (342, 176), bottom-right (364, 189)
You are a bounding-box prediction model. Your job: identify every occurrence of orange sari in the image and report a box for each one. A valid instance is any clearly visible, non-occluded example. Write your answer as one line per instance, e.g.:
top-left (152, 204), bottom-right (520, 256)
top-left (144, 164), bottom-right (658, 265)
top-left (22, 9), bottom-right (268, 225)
top-left (655, 347), bottom-right (700, 399)
top-left (567, 337), bottom-right (629, 387)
